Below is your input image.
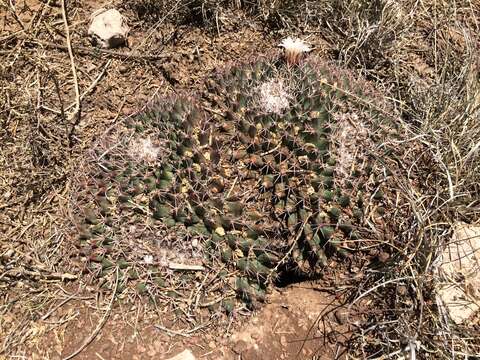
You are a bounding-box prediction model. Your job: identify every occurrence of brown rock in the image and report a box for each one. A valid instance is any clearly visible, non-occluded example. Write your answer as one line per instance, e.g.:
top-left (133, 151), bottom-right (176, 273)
top-left (397, 285), bottom-right (408, 296)
top-left (232, 340), bottom-right (248, 355)
top-left (334, 309), bottom-right (349, 324)
top-left (377, 251), bottom-right (390, 263)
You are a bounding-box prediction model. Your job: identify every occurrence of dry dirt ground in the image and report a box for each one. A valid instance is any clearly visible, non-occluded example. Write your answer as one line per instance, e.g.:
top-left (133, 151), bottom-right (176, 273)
top-left (28, 285), bottom-right (354, 360)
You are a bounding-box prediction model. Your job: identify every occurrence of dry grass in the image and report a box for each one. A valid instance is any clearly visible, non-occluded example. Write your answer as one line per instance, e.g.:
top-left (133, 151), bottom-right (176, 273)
top-left (1, 0), bottom-right (479, 358)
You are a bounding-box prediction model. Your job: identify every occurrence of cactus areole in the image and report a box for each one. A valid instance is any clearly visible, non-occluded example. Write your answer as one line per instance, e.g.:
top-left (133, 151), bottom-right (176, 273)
top-left (70, 42), bottom-right (400, 314)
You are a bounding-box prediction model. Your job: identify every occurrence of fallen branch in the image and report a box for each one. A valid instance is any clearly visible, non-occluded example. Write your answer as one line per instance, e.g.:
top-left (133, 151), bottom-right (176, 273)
top-left (60, 0), bottom-right (81, 124)
top-left (65, 59), bottom-right (112, 112)
top-left (0, 267), bottom-right (78, 281)
top-left (25, 39), bottom-right (171, 61)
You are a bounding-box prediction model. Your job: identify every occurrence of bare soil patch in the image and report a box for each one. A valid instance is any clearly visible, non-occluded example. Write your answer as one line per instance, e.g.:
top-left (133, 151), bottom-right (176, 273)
top-left (19, 285), bottom-right (353, 360)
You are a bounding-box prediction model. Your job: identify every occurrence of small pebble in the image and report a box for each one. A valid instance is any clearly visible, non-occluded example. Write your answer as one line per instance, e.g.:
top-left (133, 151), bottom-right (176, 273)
top-left (377, 251), bottom-right (390, 263)
top-left (147, 346), bottom-right (157, 357)
top-left (397, 285), bottom-right (408, 296)
top-left (4, 249), bottom-right (14, 258)
top-left (334, 309), bottom-right (349, 324)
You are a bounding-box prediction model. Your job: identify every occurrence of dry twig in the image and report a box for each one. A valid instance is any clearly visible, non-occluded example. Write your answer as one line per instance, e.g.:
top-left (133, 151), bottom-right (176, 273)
top-left (62, 268), bottom-right (119, 360)
top-left (60, 0), bottom-right (81, 124)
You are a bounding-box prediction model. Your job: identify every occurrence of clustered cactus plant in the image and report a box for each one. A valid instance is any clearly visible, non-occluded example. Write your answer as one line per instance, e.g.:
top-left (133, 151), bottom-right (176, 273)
top-left (70, 41), bottom-right (400, 315)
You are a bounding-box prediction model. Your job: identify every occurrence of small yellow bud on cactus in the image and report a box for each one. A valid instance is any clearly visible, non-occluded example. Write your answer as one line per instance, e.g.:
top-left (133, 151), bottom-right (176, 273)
top-left (278, 37), bottom-right (311, 65)
top-left (215, 227), bottom-right (226, 236)
top-left (192, 163), bottom-right (201, 172)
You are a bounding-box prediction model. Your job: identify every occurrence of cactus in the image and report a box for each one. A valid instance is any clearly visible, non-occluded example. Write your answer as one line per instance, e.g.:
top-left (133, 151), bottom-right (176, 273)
top-left (70, 47), bottom-right (398, 317)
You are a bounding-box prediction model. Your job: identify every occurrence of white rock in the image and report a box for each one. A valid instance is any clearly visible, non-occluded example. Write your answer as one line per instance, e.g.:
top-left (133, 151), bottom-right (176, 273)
top-left (436, 285), bottom-right (479, 325)
top-left (435, 222), bottom-right (480, 324)
top-left (88, 9), bottom-right (129, 49)
top-left (164, 349), bottom-right (196, 360)
top-left (439, 223), bottom-right (480, 279)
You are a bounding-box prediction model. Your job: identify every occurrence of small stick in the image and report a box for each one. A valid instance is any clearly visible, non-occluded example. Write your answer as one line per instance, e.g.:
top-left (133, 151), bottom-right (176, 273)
top-left (62, 268), bottom-right (119, 360)
top-left (25, 39), bottom-right (170, 61)
top-left (199, 291), bottom-right (236, 308)
top-left (0, 268), bottom-right (78, 282)
top-left (226, 176), bottom-right (238, 198)
top-left (41, 293), bottom-right (78, 321)
top-left (60, 0), bottom-right (81, 123)
top-left (7, 0), bottom-right (25, 30)
top-left (348, 276), bottom-right (413, 309)
top-left (154, 323), bottom-right (206, 338)
top-left (168, 262), bottom-right (205, 271)
top-left (65, 59), bottom-right (112, 112)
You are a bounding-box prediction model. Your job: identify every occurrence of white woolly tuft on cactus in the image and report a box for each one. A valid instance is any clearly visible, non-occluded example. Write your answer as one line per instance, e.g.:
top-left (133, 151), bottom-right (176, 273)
top-left (129, 137), bottom-right (160, 163)
top-left (257, 79), bottom-right (291, 115)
